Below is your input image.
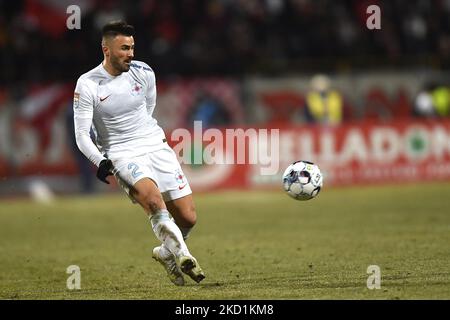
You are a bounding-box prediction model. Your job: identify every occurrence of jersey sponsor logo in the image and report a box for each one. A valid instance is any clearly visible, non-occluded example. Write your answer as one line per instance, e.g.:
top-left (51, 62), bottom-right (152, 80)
top-left (99, 94), bottom-right (111, 102)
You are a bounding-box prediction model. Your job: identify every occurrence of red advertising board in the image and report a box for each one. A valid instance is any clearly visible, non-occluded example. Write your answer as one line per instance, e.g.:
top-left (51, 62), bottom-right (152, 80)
top-left (272, 119), bottom-right (450, 187)
top-left (1, 82), bottom-right (449, 193)
top-left (167, 119), bottom-right (450, 191)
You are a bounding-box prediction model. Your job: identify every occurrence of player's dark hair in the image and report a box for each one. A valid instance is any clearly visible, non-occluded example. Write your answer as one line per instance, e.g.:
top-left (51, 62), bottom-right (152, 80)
top-left (102, 21), bottom-right (135, 38)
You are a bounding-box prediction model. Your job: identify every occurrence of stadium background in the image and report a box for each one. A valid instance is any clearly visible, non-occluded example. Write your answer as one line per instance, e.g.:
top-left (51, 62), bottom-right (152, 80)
top-left (0, 0), bottom-right (450, 300)
top-left (1, 0), bottom-right (450, 196)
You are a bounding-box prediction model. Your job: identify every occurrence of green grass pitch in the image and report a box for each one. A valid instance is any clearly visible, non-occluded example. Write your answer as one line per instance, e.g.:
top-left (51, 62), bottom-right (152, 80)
top-left (0, 182), bottom-right (449, 299)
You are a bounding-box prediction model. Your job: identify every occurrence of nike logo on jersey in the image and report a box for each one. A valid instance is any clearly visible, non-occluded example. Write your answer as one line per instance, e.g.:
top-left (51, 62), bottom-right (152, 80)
top-left (178, 183), bottom-right (187, 190)
top-left (99, 94), bottom-right (111, 102)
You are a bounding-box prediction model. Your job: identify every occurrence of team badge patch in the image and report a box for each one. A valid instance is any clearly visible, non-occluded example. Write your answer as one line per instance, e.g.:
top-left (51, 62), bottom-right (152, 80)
top-left (175, 169), bottom-right (185, 184)
top-left (175, 169), bottom-right (187, 190)
top-left (73, 92), bottom-right (80, 108)
top-left (131, 82), bottom-right (143, 96)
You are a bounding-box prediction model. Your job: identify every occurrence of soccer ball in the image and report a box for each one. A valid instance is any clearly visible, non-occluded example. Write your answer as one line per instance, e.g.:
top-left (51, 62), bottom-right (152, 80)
top-left (282, 160), bottom-right (323, 201)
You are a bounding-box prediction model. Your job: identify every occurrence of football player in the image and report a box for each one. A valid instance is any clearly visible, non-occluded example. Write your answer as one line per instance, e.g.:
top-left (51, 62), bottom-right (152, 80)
top-left (73, 21), bottom-right (204, 286)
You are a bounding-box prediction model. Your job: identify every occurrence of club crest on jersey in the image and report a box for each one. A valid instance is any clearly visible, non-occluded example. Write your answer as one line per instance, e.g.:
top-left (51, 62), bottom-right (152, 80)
top-left (131, 82), bottom-right (143, 96)
top-left (174, 170), bottom-right (185, 184)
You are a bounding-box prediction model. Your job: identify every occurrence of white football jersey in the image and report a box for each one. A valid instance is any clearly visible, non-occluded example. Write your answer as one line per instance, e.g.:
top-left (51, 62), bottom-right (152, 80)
top-left (73, 60), bottom-right (166, 166)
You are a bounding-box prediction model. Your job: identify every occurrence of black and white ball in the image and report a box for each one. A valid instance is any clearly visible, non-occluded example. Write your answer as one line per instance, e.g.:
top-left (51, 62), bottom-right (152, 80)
top-left (282, 160), bottom-right (323, 201)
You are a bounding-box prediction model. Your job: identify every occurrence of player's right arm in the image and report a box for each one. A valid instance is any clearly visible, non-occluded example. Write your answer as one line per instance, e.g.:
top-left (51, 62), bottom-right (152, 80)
top-left (73, 78), bottom-right (105, 167)
top-left (74, 78), bottom-right (113, 184)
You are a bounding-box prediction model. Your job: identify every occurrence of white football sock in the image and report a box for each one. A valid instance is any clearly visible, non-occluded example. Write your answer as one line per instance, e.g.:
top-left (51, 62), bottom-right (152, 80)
top-left (171, 218), bottom-right (192, 240)
top-left (150, 209), bottom-right (190, 258)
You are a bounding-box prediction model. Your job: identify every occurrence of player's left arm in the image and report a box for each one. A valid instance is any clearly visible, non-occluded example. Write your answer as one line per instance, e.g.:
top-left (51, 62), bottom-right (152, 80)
top-left (145, 68), bottom-right (157, 116)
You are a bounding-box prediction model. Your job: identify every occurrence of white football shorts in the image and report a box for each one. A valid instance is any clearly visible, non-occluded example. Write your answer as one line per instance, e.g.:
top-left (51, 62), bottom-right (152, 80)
top-left (110, 143), bottom-right (192, 203)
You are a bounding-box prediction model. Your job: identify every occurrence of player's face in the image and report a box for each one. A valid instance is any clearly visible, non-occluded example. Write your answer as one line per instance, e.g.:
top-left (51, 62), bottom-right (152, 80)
top-left (107, 35), bottom-right (134, 73)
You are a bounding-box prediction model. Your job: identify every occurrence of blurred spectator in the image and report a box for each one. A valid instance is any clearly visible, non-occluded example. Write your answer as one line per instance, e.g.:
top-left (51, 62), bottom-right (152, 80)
top-left (188, 92), bottom-right (232, 128)
top-left (414, 83), bottom-right (437, 117)
top-left (431, 86), bottom-right (450, 117)
top-left (304, 74), bottom-right (344, 126)
top-left (65, 100), bottom-right (95, 193)
top-left (2, 0), bottom-right (450, 86)
top-left (414, 83), bottom-right (450, 117)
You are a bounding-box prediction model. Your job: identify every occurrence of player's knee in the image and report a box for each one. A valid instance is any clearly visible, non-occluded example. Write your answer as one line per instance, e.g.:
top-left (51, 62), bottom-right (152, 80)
top-left (143, 193), bottom-right (165, 214)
